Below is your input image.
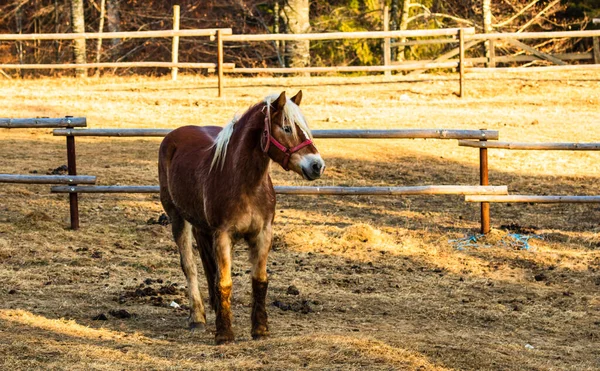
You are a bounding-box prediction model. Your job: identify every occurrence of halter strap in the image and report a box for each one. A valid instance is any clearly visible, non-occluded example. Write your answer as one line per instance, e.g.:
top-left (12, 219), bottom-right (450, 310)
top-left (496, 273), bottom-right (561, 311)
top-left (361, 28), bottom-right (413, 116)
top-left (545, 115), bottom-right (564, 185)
top-left (262, 103), bottom-right (313, 171)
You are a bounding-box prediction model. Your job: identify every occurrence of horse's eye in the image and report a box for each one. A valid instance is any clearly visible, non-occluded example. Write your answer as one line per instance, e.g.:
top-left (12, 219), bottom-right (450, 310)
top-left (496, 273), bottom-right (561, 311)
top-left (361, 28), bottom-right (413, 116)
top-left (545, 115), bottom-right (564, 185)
top-left (283, 126), bottom-right (292, 134)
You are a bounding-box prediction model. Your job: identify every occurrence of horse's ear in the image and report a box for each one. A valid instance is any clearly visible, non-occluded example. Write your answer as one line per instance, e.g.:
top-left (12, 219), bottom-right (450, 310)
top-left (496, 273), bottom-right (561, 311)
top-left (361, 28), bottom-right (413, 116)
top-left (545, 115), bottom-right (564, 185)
top-left (291, 90), bottom-right (302, 106)
top-left (275, 91), bottom-right (286, 111)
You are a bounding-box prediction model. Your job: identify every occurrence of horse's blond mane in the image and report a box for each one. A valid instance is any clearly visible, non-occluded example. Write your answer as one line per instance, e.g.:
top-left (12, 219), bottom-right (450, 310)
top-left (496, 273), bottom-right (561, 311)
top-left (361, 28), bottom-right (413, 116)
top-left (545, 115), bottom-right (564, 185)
top-left (210, 94), bottom-right (311, 172)
top-left (209, 114), bottom-right (239, 172)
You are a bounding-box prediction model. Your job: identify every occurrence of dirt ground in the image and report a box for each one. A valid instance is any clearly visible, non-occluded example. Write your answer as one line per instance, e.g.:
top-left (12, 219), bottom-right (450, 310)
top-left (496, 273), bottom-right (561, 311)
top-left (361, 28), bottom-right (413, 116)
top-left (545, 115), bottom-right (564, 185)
top-left (0, 71), bottom-right (599, 370)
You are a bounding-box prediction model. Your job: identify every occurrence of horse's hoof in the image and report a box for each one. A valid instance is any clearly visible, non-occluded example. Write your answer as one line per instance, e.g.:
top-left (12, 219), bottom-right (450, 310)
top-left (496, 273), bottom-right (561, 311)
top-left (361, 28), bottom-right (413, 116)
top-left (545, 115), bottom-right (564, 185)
top-left (215, 332), bottom-right (235, 345)
top-left (251, 328), bottom-right (270, 340)
top-left (189, 322), bottom-right (206, 332)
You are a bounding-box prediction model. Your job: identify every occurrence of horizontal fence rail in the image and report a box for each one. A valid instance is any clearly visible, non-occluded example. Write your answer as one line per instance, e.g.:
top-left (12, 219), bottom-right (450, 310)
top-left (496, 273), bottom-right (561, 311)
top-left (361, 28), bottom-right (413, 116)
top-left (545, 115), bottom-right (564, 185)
top-left (0, 29), bottom-right (232, 41)
top-left (0, 174), bottom-right (96, 184)
top-left (465, 195), bottom-right (600, 203)
top-left (51, 185), bottom-right (508, 196)
top-left (53, 128), bottom-right (499, 140)
top-left (466, 30), bottom-right (600, 41)
top-left (1, 117), bottom-right (86, 128)
top-left (467, 65), bottom-right (600, 73)
top-left (0, 62), bottom-right (236, 70)
top-left (459, 141), bottom-right (600, 150)
top-left (229, 62), bottom-right (458, 74)
top-left (311, 129), bottom-right (497, 140)
top-left (52, 185), bottom-right (158, 193)
top-left (223, 28), bottom-right (475, 42)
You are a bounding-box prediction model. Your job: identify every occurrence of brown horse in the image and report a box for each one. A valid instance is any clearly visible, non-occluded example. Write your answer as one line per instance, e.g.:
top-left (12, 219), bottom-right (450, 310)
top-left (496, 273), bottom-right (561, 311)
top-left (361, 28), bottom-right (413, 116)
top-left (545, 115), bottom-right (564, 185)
top-left (158, 91), bottom-right (324, 344)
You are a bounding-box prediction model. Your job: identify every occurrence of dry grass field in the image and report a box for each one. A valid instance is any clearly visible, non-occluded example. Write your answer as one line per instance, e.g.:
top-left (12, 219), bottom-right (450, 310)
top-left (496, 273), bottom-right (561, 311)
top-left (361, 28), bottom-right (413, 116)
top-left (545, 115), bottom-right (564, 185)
top-left (0, 71), bottom-right (599, 370)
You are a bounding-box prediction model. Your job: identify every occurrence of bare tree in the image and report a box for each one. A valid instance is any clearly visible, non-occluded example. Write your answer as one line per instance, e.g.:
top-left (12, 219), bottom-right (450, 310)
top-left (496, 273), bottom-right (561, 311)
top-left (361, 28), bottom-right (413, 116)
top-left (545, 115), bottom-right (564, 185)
top-left (106, 0), bottom-right (121, 59)
top-left (71, 0), bottom-right (86, 77)
top-left (483, 0), bottom-right (495, 67)
top-left (397, 0), bottom-right (411, 61)
top-left (283, 0), bottom-right (310, 70)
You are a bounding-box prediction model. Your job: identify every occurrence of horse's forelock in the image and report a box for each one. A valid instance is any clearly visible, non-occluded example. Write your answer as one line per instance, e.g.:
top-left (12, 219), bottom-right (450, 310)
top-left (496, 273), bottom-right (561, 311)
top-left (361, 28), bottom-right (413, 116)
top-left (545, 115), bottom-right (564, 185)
top-left (264, 93), bottom-right (312, 140)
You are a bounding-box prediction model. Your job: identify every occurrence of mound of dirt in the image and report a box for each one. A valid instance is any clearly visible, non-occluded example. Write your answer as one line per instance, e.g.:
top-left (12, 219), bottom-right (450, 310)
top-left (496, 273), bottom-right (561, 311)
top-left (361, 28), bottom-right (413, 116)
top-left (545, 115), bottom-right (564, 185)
top-left (117, 281), bottom-right (186, 308)
top-left (343, 223), bottom-right (380, 243)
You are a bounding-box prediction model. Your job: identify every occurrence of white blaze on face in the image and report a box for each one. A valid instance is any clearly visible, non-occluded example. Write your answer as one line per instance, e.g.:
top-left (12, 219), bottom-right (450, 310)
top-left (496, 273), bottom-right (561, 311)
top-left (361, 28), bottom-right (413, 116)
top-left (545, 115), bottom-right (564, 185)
top-left (297, 124), bottom-right (311, 141)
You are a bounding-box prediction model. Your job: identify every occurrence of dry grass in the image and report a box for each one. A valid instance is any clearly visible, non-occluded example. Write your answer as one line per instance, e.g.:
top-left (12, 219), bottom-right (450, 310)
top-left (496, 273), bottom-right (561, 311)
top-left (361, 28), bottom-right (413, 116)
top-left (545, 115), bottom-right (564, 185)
top-left (0, 72), bottom-right (599, 370)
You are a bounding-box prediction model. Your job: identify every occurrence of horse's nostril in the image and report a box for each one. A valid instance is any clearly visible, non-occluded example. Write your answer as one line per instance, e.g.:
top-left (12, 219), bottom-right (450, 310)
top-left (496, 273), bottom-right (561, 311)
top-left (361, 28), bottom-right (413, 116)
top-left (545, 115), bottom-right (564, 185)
top-left (312, 161), bottom-right (321, 173)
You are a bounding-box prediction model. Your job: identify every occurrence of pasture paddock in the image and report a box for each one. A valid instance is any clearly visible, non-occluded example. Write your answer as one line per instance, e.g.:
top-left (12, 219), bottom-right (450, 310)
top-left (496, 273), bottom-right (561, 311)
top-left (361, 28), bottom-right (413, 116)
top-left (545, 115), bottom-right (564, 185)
top-left (0, 72), bottom-right (599, 370)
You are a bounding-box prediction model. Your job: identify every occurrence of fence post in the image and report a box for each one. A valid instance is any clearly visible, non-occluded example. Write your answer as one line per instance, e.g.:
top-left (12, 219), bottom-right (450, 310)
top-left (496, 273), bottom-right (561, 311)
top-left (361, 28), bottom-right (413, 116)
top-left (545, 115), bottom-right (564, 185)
top-left (171, 5), bottom-right (180, 81)
top-left (383, 6), bottom-right (391, 77)
top-left (217, 29), bottom-right (224, 97)
top-left (459, 28), bottom-right (466, 98)
top-left (593, 37), bottom-right (600, 65)
top-left (65, 116), bottom-right (79, 230)
top-left (479, 131), bottom-right (490, 234)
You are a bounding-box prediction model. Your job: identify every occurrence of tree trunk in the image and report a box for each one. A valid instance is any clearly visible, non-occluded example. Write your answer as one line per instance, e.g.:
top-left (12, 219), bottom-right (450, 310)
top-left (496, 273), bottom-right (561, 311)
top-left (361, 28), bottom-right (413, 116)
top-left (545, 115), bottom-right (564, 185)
top-left (15, 4), bottom-right (24, 77)
top-left (390, 0), bottom-right (400, 60)
top-left (71, 0), bottom-right (86, 77)
top-left (283, 0), bottom-right (310, 73)
top-left (96, 0), bottom-right (106, 63)
top-left (106, 0), bottom-right (121, 58)
top-left (397, 0), bottom-right (410, 62)
top-left (483, 0), bottom-right (495, 67)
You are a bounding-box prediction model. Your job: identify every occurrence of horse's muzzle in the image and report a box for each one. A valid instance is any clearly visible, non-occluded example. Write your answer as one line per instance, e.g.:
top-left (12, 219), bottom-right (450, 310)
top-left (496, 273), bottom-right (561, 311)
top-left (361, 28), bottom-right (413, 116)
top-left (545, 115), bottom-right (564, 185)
top-left (301, 156), bottom-right (325, 180)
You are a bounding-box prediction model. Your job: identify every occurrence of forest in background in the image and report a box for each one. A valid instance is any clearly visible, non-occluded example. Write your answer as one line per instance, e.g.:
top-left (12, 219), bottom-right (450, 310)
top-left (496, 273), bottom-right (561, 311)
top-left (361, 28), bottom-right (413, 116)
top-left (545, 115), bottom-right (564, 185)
top-left (0, 0), bottom-right (598, 77)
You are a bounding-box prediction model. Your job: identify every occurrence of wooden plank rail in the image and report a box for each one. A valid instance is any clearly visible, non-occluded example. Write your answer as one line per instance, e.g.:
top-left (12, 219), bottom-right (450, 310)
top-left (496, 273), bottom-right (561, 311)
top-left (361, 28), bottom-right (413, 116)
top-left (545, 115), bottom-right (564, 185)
top-left (504, 38), bottom-right (567, 66)
top-left (466, 195), bottom-right (600, 203)
top-left (0, 29), bottom-right (233, 41)
top-left (53, 128), bottom-right (499, 140)
top-left (0, 62), bottom-right (235, 70)
top-left (229, 62), bottom-right (458, 74)
top-left (0, 174), bottom-right (96, 184)
top-left (54, 128), bottom-right (171, 137)
top-left (51, 185), bottom-right (508, 196)
top-left (459, 141), bottom-right (600, 150)
top-left (466, 29), bottom-right (600, 40)
top-left (1, 117), bottom-right (86, 128)
top-left (223, 28), bottom-right (475, 42)
top-left (52, 186), bottom-right (158, 193)
top-left (467, 65), bottom-right (600, 73)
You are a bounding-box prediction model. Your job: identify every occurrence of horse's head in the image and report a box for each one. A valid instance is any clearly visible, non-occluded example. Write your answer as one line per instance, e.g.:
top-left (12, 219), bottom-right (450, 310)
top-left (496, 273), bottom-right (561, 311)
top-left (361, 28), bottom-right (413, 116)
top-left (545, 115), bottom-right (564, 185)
top-left (263, 91), bottom-right (325, 181)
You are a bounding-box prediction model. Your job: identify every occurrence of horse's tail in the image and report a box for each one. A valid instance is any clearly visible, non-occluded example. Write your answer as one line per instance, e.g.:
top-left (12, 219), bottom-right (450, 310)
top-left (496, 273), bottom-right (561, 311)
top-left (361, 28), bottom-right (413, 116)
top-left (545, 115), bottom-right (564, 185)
top-left (194, 228), bottom-right (218, 311)
top-left (158, 134), bottom-right (178, 215)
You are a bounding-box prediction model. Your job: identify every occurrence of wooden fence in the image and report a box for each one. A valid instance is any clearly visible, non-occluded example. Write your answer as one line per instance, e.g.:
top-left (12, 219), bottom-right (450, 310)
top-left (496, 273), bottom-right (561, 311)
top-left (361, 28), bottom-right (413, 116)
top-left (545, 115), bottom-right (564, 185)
top-left (45, 126), bottom-right (500, 229)
top-left (2, 5), bottom-right (600, 97)
top-left (0, 117), bottom-right (97, 229)
top-left (3, 117), bottom-right (600, 233)
top-left (458, 139), bottom-right (600, 233)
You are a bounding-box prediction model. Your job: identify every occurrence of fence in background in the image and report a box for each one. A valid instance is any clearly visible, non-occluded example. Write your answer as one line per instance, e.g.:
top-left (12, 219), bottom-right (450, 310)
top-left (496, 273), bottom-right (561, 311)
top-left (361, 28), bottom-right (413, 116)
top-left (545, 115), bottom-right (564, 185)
top-left (1, 5), bottom-right (600, 98)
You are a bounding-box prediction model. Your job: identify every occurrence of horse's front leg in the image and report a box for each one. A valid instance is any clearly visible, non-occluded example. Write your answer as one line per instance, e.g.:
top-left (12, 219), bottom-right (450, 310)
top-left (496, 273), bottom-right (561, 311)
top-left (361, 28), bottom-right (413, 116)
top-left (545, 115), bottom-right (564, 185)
top-left (247, 223), bottom-right (272, 339)
top-left (214, 230), bottom-right (234, 344)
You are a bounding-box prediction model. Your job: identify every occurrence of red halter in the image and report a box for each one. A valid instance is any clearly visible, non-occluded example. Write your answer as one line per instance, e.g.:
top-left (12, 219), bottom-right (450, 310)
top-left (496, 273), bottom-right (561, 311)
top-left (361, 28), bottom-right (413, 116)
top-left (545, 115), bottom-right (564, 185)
top-left (261, 104), bottom-right (313, 171)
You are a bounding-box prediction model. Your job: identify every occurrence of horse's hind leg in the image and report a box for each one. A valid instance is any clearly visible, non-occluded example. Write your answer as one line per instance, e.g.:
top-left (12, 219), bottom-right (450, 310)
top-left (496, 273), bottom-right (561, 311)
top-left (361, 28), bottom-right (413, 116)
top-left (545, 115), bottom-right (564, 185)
top-left (171, 214), bottom-right (206, 329)
top-left (193, 227), bottom-right (217, 311)
top-left (213, 230), bottom-right (235, 344)
top-left (247, 224), bottom-right (272, 339)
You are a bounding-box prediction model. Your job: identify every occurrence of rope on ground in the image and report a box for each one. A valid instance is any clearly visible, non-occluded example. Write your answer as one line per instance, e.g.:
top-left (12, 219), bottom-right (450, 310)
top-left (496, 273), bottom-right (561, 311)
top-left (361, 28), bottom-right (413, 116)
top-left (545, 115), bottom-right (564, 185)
top-left (449, 231), bottom-right (543, 251)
